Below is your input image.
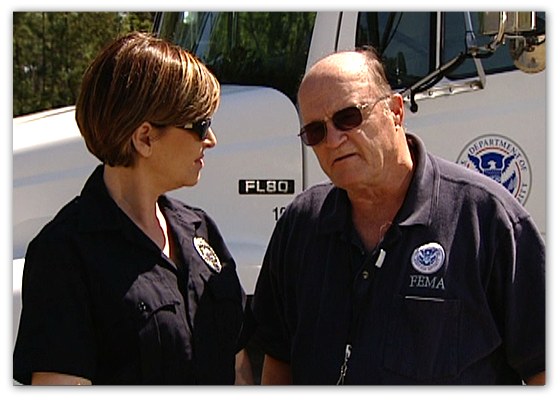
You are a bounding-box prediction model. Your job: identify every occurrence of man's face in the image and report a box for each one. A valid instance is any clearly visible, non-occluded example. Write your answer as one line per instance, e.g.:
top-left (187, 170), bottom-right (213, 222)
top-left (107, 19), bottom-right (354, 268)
top-left (298, 55), bottom-right (401, 192)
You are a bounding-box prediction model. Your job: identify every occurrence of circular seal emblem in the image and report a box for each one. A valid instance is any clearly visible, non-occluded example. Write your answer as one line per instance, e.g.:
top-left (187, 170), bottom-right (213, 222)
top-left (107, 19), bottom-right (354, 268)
top-left (457, 134), bottom-right (531, 205)
top-left (411, 242), bottom-right (445, 274)
top-left (193, 237), bottom-right (222, 273)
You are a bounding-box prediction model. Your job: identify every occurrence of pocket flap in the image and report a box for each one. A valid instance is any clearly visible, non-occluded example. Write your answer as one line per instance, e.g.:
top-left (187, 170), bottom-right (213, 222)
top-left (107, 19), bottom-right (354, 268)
top-left (126, 270), bottom-right (182, 320)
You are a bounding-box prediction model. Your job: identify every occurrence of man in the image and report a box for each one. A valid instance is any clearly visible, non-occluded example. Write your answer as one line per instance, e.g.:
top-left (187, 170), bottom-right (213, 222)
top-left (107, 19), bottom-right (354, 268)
top-left (251, 48), bottom-right (545, 384)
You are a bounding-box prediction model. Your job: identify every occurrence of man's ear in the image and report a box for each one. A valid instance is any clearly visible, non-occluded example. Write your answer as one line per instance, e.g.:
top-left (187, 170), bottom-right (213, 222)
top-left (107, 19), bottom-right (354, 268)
top-left (389, 93), bottom-right (405, 128)
top-left (131, 122), bottom-right (156, 158)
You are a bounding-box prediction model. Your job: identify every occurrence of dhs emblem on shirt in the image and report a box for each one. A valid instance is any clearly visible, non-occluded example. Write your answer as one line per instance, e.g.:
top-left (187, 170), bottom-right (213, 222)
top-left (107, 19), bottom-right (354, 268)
top-left (411, 242), bottom-right (445, 274)
top-left (193, 237), bottom-right (222, 273)
top-left (457, 134), bottom-right (531, 205)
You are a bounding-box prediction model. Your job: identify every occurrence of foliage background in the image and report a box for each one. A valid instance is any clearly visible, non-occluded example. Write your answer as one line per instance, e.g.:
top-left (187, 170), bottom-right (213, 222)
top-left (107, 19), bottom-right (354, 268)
top-left (13, 12), bottom-right (155, 117)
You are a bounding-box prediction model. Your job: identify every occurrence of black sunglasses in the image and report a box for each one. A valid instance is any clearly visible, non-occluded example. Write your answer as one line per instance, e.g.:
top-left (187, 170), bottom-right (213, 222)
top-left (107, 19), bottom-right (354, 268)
top-left (180, 118), bottom-right (212, 141)
top-left (298, 95), bottom-right (390, 146)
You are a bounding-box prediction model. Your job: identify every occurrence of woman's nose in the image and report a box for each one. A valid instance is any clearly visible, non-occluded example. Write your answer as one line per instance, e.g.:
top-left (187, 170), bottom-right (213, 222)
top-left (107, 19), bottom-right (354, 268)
top-left (205, 127), bottom-right (217, 147)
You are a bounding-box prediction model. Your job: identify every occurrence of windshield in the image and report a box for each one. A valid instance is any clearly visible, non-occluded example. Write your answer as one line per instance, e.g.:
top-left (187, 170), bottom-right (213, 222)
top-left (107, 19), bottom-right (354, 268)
top-left (356, 12), bottom-right (545, 89)
top-left (157, 12), bottom-right (317, 103)
top-left (356, 12), bottom-right (435, 90)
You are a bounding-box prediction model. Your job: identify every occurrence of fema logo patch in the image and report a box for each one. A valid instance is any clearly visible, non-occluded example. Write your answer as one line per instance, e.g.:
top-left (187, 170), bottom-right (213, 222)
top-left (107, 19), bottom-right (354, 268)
top-left (457, 135), bottom-right (531, 205)
top-left (411, 243), bottom-right (445, 274)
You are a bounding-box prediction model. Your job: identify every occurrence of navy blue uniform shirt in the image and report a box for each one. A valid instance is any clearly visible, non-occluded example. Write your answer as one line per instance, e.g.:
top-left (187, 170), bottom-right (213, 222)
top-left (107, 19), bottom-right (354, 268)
top-left (14, 165), bottom-right (246, 384)
top-left (252, 134), bottom-right (545, 384)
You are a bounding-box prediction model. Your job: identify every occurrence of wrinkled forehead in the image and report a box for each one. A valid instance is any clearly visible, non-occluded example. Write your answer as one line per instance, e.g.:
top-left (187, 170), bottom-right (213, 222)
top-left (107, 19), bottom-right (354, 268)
top-left (299, 53), bottom-right (376, 100)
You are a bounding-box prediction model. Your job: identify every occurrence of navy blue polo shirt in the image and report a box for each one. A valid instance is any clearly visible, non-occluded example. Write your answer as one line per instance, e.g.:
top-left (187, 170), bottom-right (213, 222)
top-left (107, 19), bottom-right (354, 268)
top-left (13, 165), bottom-right (246, 384)
top-left (252, 134), bottom-right (545, 384)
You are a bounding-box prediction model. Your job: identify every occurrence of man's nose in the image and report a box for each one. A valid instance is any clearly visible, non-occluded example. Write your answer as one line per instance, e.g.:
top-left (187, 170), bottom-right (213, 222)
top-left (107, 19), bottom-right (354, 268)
top-left (323, 120), bottom-right (347, 148)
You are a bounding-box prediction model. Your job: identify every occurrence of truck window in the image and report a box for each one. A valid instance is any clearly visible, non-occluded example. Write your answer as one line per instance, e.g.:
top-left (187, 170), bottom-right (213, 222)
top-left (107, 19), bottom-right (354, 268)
top-left (357, 11), bottom-right (545, 89)
top-left (356, 12), bottom-right (435, 90)
top-left (443, 12), bottom-right (546, 79)
top-left (157, 12), bottom-right (316, 103)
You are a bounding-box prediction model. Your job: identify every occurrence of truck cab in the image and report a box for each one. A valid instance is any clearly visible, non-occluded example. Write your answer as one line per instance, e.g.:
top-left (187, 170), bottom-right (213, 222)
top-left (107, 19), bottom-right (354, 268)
top-left (13, 12), bottom-right (545, 346)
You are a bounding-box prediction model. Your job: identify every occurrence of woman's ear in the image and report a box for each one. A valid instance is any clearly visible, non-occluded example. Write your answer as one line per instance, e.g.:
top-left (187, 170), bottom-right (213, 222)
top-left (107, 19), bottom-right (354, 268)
top-left (131, 122), bottom-right (156, 158)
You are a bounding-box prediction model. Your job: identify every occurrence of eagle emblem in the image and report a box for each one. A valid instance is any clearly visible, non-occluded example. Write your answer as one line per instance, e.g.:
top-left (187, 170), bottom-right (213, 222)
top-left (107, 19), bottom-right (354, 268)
top-left (411, 242), bottom-right (445, 274)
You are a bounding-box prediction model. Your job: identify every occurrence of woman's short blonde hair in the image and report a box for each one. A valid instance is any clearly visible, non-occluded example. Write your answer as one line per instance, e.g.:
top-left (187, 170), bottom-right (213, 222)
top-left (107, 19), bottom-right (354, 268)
top-left (75, 32), bottom-right (220, 167)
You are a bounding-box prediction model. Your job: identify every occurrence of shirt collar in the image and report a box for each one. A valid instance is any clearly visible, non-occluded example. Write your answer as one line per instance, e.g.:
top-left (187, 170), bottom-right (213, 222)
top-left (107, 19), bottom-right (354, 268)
top-left (158, 195), bottom-right (202, 241)
top-left (317, 185), bottom-right (351, 235)
top-left (317, 133), bottom-right (438, 235)
top-left (77, 164), bottom-right (123, 232)
top-left (77, 165), bottom-right (202, 236)
top-left (395, 133), bottom-right (438, 227)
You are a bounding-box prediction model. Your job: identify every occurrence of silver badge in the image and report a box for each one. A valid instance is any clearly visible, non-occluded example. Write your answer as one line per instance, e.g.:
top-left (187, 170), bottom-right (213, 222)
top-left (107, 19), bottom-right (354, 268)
top-left (411, 242), bottom-right (445, 274)
top-left (194, 237), bottom-right (222, 273)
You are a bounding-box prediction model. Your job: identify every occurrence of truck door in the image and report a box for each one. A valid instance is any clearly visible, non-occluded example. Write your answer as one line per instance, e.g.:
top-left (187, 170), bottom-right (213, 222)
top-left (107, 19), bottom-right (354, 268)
top-left (329, 12), bottom-right (545, 236)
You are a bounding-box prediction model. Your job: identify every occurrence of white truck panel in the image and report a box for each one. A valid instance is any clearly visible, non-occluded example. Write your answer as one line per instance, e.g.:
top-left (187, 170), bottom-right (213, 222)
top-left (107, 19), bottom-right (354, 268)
top-left (168, 85), bottom-right (302, 292)
top-left (13, 109), bottom-right (99, 258)
top-left (13, 259), bottom-right (25, 348)
top-left (337, 11), bottom-right (360, 51)
top-left (306, 12), bottom-right (341, 71)
top-left (405, 70), bottom-right (546, 235)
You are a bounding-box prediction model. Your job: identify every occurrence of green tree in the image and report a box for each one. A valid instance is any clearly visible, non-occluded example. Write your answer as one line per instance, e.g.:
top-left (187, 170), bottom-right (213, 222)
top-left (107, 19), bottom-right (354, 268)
top-left (13, 12), bottom-right (155, 117)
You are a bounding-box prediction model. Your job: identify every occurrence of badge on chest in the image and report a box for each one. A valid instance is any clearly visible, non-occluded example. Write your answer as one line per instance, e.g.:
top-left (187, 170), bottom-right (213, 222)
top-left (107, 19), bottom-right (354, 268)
top-left (409, 242), bottom-right (446, 291)
top-left (411, 242), bottom-right (445, 274)
top-left (193, 237), bottom-right (222, 273)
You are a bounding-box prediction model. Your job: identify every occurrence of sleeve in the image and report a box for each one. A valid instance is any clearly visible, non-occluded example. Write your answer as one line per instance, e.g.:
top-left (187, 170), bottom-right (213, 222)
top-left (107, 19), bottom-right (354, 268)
top-left (251, 216), bottom-right (293, 363)
top-left (498, 215), bottom-right (546, 381)
top-left (13, 231), bottom-right (96, 384)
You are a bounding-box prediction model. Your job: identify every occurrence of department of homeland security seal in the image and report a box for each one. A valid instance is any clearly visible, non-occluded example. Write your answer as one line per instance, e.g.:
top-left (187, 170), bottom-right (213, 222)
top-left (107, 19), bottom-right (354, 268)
top-left (411, 242), bottom-right (445, 274)
top-left (457, 134), bottom-right (532, 205)
top-left (193, 237), bottom-right (222, 273)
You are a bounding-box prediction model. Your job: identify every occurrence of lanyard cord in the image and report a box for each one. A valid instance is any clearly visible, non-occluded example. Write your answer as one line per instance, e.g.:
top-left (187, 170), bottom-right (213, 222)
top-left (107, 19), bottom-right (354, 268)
top-left (336, 249), bottom-right (386, 385)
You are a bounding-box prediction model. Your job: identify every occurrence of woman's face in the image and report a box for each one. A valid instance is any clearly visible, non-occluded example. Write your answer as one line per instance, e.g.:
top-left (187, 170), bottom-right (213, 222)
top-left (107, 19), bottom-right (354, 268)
top-left (149, 124), bottom-right (217, 192)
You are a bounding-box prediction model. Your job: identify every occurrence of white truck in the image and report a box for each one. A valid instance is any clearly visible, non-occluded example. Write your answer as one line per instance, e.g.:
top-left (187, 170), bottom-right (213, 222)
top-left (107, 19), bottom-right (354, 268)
top-left (13, 12), bottom-right (546, 347)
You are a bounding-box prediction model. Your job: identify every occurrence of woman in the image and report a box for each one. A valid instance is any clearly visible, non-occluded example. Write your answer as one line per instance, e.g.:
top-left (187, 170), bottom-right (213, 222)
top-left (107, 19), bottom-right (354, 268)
top-left (13, 32), bottom-right (252, 385)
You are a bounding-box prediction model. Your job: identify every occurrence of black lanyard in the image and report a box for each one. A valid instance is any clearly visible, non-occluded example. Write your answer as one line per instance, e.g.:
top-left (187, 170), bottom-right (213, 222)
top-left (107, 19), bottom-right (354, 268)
top-left (336, 247), bottom-right (387, 385)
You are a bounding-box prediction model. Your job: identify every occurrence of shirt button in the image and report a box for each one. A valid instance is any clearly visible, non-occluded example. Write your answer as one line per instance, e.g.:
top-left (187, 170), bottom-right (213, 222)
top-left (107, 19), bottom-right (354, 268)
top-left (137, 301), bottom-right (148, 312)
top-left (362, 270), bottom-right (369, 280)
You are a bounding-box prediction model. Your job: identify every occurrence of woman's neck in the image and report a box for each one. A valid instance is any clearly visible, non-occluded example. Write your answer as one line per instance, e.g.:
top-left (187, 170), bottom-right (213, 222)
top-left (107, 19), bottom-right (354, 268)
top-left (103, 164), bottom-right (169, 252)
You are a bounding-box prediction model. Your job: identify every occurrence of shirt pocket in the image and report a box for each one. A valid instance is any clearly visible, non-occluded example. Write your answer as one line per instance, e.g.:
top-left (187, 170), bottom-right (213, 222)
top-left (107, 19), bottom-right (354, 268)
top-left (383, 295), bottom-right (460, 381)
top-left (126, 271), bottom-right (185, 384)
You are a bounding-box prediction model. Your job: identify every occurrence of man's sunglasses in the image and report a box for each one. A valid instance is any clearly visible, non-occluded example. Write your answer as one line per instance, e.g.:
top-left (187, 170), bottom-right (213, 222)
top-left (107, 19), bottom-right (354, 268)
top-left (180, 118), bottom-right (212, 141)
top-left (298, 94), bottom-right (390, 146)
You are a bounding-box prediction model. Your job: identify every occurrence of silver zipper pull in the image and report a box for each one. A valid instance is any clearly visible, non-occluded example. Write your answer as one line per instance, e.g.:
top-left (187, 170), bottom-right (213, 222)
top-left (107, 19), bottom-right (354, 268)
top-left (336, 344), bottom-right (352, 385)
